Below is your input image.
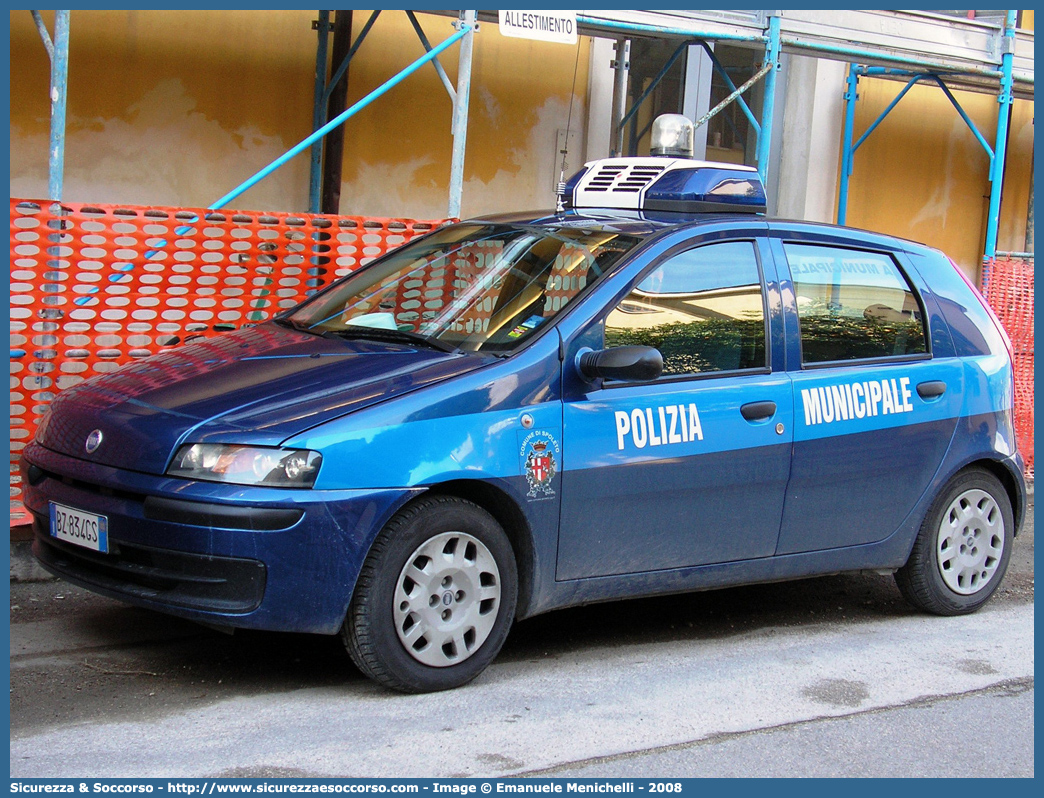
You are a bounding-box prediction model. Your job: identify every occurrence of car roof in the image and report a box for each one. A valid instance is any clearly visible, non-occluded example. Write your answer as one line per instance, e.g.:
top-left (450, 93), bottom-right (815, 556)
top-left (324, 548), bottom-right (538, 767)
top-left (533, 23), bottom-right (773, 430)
top-left (464, 209), bottom-right (939, 257)
top-left (466, 208), bottom-right (760, 238)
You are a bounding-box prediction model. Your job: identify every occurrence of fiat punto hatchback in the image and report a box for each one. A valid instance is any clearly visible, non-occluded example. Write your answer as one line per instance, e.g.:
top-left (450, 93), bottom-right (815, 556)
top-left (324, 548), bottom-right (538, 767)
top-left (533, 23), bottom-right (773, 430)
top-left (23, 121), bottom-right (1025, 692)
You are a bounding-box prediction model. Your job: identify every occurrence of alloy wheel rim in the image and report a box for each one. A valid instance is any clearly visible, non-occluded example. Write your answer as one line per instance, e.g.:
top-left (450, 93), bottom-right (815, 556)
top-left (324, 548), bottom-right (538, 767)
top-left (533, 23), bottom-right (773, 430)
top-left (393, 531), bottom-right (501, 667)
top-left (936, 488), bottom-right (1004, 595)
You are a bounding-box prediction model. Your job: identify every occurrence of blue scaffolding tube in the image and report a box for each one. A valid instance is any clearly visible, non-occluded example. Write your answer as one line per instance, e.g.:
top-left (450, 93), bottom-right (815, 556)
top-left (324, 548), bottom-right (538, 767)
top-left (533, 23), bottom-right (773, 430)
top-left (984, 10), bottom-right (1018, 261)
top-left (576, 14), bottom-right (767, 45)
top-left (754, 14), bottom-right (780, 182)
top-left (405, 11), bottom-right (457, 103)
top-left (837, 10), bottom-right (1018, 264)
top-left (618, 40), bottom-right (690, 156)
top-left (610, 14), bottom-right (781, 183)
top-left (325, 11), bottom-right (381, 105)
top-left (31, 10), bottom-right (70, 201)
top-left (699, 42), bottom-right (761, 136)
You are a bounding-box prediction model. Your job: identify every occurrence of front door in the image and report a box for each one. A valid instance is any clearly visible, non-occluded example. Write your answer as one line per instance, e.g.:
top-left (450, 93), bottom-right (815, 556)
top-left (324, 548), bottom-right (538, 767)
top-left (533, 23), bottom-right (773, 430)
top-left (557, 238), bottom-right (793, 580)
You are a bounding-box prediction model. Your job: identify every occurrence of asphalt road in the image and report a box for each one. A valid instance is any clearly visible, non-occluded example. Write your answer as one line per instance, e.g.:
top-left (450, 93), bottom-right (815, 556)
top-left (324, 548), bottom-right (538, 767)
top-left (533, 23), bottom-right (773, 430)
top-left (9, 496), bottom-right (1034, 778)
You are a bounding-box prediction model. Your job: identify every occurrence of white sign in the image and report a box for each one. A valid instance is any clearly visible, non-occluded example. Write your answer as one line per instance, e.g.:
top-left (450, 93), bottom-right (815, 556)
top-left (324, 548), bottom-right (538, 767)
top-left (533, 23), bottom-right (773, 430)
top-left (498, 10), bottom-right (578, 45)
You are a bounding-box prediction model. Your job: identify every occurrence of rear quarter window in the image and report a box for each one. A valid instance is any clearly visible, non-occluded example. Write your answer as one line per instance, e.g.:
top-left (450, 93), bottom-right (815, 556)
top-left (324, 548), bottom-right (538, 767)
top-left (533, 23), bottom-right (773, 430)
top-left (906, 251), bottom-right (1008, 358)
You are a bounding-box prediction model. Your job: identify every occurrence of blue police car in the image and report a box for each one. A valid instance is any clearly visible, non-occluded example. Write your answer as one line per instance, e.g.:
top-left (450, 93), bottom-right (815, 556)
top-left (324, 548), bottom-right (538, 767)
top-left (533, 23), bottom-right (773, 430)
top-left (22, 116), bottom-right (1025, 692)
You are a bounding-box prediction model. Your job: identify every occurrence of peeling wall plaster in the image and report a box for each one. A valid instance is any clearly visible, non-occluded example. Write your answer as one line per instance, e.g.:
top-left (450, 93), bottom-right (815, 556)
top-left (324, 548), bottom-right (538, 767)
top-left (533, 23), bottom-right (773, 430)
top-left (10, 79), bottom-right (308, 212)
top-left (9, 10), bottom-right (592, 221)
top-left (336, 95), bottom-right (584, 219)
top-left (11, 85), bottom-right (585, 220)
top-left (907, 116), bottom-right (975, 232)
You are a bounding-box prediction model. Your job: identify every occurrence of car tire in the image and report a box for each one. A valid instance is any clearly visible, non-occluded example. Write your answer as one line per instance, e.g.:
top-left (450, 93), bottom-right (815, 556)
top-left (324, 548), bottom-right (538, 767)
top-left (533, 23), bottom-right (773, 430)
top-left (342, 495), bottom-right (518, 693)
top-left (895, 467), bottom-right (1013, 616)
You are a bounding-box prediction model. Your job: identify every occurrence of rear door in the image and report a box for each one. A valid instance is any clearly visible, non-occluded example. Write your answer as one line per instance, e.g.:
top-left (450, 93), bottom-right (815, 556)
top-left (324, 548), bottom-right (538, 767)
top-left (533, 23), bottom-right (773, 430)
top-left (557, 234), bottom-right (793, 580)
top-left (771, 234), bottom-right (963, 555)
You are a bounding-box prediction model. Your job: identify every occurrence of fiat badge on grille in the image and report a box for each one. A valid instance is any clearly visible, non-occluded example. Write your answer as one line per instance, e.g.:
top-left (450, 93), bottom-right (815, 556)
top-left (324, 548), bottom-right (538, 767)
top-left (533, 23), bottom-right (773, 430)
top-left (84, 429), bottom-right (104, 454)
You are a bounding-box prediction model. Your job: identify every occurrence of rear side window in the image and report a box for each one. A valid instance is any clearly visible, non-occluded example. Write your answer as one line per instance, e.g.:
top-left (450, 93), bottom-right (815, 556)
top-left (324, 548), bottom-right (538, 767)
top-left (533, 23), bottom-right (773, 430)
top-left (785, 243), bottom-right (927, 364)
top-left (604, 240), bottom-right (767, 376)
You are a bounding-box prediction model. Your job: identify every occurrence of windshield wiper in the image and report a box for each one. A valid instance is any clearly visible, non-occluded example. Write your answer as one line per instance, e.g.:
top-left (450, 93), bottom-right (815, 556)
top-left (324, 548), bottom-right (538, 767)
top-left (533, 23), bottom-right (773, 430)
top-left (272, 316), bottom-right (323, 336)
top-left (321, 326), bottom-right (460, 354)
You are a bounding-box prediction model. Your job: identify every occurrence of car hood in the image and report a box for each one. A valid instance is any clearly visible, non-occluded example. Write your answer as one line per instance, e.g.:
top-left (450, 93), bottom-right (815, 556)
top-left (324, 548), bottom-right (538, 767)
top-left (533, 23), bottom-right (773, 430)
top-left (38, 324), bottom-right (488, 474)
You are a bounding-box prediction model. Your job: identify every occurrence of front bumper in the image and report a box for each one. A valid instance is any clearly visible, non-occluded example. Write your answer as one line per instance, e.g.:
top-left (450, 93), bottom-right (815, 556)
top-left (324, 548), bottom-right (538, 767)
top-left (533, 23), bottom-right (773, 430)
top-left (21, 441), bottom-right (417, 634)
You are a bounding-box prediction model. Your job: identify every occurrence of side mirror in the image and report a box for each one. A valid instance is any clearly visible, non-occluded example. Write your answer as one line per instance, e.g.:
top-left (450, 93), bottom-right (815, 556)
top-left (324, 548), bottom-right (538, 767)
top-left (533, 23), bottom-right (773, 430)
top-left (577, 346), bottom-right (663, 382)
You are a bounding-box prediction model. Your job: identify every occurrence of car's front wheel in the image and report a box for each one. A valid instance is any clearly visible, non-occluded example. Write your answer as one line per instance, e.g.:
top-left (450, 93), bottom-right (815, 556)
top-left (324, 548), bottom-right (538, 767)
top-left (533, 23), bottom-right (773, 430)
top-left (895, 467), bottom-right (1013, 615)
top-left (342, 495), bottom-right (517, 692)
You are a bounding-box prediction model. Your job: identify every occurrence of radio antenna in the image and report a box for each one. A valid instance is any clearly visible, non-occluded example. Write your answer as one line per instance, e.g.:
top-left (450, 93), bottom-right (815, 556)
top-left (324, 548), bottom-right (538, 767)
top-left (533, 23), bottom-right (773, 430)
top-left (557, 15), bottom-right (585, 210)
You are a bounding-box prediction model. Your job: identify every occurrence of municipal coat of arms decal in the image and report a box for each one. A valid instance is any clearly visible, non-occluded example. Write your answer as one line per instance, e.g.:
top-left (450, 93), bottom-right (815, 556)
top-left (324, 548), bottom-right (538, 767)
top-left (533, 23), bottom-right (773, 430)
top-left (519, 430), bottom-right (560, 499)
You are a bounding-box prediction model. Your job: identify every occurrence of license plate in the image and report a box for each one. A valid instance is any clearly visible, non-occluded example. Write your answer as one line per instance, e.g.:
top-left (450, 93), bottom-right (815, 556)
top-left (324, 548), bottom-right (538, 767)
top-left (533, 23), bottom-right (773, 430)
top-left (49, 502), bottom-right (109, 553)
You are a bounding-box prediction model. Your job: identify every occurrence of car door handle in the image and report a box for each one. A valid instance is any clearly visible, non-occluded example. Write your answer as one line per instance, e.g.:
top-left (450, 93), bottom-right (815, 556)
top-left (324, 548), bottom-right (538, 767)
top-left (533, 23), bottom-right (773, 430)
top-left (740, 401), bottom-right (776, 422)
top-left (917, 380), bottom-right (947, 400)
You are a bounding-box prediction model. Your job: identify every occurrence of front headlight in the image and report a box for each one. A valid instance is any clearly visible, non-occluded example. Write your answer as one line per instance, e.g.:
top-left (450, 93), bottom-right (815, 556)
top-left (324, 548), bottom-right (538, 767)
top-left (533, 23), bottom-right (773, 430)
top-left (167, 444), bottom-right (322, 488)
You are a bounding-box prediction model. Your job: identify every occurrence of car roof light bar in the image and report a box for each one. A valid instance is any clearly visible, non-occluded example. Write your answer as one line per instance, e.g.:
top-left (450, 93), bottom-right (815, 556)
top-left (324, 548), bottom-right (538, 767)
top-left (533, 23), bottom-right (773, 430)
top-left (562, 157), bottom-right (766, 215)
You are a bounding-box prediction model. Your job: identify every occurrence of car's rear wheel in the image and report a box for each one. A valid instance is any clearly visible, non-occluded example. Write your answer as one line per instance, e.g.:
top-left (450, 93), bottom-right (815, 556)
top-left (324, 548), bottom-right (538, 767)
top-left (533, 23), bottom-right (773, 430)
top-left (342, 495), bottom-right (517, 692)
top-left (895, 468), bottom-right (1013, 615)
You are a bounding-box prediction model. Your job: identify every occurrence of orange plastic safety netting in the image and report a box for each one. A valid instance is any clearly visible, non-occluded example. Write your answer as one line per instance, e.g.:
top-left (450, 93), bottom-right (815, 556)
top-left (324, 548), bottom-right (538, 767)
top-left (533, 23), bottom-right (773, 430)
top-left (982, 257), bottom-right (1034, 479)
top-left (11, 201), bottom-right (1034, 521)
top-left (9, 198), bottom-right (449, 523)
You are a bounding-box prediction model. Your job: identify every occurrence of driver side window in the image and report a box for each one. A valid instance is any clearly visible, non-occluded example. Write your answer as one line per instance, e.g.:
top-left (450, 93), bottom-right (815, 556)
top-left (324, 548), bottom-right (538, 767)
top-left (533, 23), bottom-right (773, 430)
top-left (604, 241), bottom-right (767, 376)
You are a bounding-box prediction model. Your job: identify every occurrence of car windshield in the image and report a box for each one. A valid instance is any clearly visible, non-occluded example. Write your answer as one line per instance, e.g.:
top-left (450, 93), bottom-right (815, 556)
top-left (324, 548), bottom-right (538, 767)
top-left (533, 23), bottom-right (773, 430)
top-left (285, 223), bottom-right (641, 354)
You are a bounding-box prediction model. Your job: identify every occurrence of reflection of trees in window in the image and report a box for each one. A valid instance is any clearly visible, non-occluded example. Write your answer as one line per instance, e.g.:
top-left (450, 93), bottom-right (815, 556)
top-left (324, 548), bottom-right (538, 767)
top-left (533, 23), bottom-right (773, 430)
top-left (797, 315), bottom-right (926, 363)
top-left (604, 240), bottom-right (766, 376)
top-left (606, 317), bottom-right (766, 375)
top-left (785, 243), bottom-right (927, 363)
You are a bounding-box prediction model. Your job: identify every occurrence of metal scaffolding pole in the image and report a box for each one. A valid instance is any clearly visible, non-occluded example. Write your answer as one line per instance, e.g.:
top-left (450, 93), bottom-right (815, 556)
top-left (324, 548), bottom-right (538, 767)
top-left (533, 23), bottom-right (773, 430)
top-left (308, 10), bottom-right (381, 214)
top-left (699, 41), bottom-right (761, 134)
top-left (755, 14), bottom-right (780, 183)
top-left (50, 11), bottom-right (69, 201)
top-left (1026, 153), bottom-right (1034, 253)
top-left (837, 66), bottom-right (859, 226)
top-left (692, 63), bottom-right (772, 132)
top-left (618, 40), bottom-right (689, 156)
top-left (610, 39), bottom-right (630, 157)
top-left (576, 14), bottom-right (767, 45)
top-left (407, 10), bottom-right (458, 106)
top-left (321, 10), bottom-right (354, 215)
top-left (32, 10), bottom-right (70, 200)
top-left (833, 12), bottom-right (1018, 259)
top-left (837, 65), bottom-right (1004, 227)
top-left (983, 10), bottom-right (1017, 260)
top-left (447, 10), bottom-right (476, 218)
top-left (308, 10), bottom-right (331, 213)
